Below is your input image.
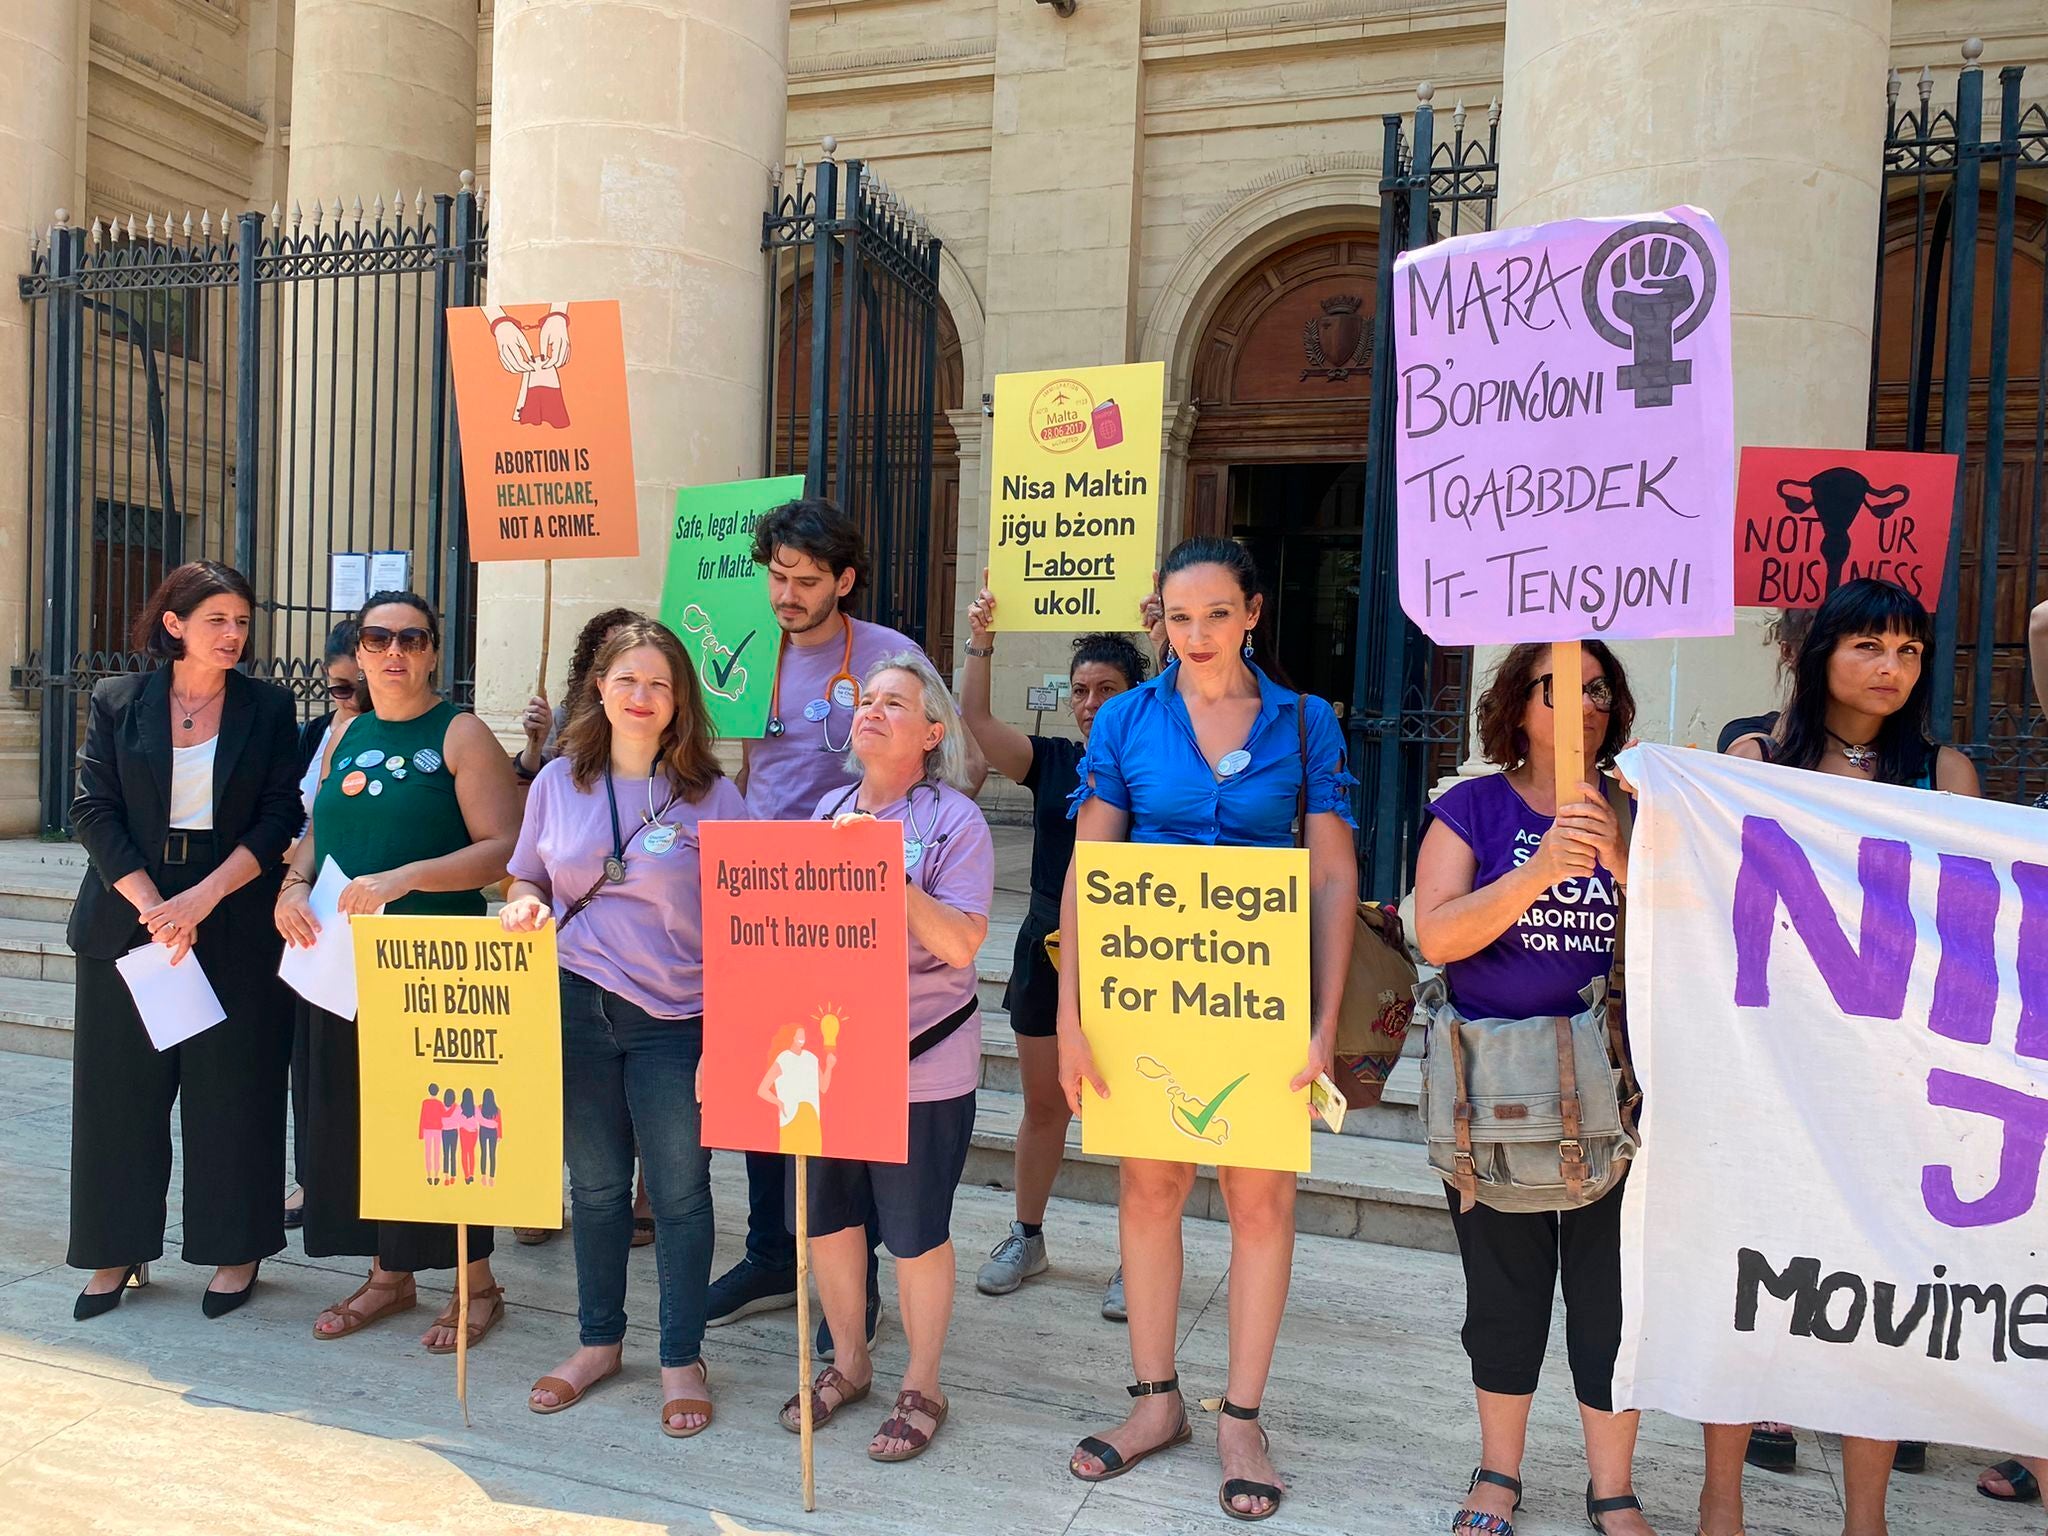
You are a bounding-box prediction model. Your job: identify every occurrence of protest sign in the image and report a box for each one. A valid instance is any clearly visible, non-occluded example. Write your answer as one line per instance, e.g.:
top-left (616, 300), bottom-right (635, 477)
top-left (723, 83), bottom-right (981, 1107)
top-left (1393, 208), bottom-right (1735, 647)
top-left (351, 915), bottom-right (564, 1230)
top-left (699, 819), bottom-right (910, 1162)
top-left (447, 300), bottom-right (639, 562)
top-left (661, 474), bottom-right (804, 739)
top-left (1612, 745), bottom-right (2048, 1456)
top-left (988, 361), bottom-right (1162, 630)
top-left (1733, 447), bottom-right (1957, 609)
top-left (1075, 842), bottom-right (1311, 1173)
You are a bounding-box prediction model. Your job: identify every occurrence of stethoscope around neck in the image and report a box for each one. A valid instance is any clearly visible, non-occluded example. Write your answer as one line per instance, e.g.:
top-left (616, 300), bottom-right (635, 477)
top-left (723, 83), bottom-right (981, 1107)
top-left (765, 619), bottom-right (859, 752)
top-left (824, 777), bottom-right (942, 878)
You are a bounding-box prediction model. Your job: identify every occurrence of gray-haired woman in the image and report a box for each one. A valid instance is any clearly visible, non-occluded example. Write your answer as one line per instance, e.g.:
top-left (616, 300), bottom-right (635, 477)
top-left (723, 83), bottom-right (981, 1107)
top-left (777, 652), bottom-right (995, 1465)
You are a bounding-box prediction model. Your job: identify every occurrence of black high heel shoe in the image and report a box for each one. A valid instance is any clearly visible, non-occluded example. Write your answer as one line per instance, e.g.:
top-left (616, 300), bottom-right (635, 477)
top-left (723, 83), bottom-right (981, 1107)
top-left (73, 1263), bottom-right (149, 1321)
top-left (202, 1263), bottom-right (261, 1319)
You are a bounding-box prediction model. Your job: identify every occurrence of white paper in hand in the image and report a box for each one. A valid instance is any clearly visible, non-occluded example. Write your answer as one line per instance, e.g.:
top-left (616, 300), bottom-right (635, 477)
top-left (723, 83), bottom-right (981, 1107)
top-left (116, 942), bottom-right (227, 1051)
top-left (278, 858), bottom-right (380, 1018)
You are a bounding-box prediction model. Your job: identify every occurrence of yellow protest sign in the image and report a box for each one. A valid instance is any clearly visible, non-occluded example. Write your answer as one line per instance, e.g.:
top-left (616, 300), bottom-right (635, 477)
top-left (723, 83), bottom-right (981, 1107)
top-left (988, 360), bottom-right (1162, 630)
top-left (352, 915), bottom-right (564, 1229)
top-left (1075, 842), bottom-right (1311, 1173)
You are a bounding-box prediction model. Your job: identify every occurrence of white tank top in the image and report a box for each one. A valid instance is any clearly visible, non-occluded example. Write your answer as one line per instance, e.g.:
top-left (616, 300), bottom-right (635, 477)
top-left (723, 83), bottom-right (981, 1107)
top-left (169, 737), bottom-right (217, 830)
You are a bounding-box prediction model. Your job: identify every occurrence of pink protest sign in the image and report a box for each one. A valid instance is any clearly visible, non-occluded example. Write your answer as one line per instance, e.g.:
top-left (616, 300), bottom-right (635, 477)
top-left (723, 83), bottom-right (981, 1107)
top-left (1392, 208), bottom-right (1736, 646)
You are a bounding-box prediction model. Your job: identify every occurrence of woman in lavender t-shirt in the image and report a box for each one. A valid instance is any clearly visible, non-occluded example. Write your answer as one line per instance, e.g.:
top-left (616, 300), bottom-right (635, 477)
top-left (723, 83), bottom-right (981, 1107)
top-left (776, 652), bottom-right (993, 1465)
top-left (502, 618), bottom-right (750, 1439)
top-left (1411, 640), bottom-right (1645, 1536)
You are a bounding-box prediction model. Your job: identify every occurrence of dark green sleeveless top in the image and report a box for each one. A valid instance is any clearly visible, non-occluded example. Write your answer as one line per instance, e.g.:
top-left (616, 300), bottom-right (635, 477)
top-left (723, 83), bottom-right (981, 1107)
top-left (311, 700), bottom-right (484, 917)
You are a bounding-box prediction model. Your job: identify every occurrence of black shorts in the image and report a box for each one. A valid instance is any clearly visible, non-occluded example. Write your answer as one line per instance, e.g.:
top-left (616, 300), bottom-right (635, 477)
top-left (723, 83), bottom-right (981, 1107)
top-left (791, 1091), bottom-right (977, 1259)
top-left (1003, 913), bottom-right (1059, 1039)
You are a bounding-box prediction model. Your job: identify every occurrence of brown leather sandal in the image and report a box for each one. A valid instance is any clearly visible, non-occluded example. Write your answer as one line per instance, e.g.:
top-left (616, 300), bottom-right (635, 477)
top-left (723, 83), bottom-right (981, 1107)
top-left (423, 1284), bottom-right (505, 1355)
top-left (311, 1272), bottom-right (417, 1341)
top-left (779, 1365), bottom-right (871, 1433)
top-left (868, 1388), bottom-right (949, 1463)
top-left (661, 1360), bottom-right (714, 1440)
top-left (528, 1360), bottom-right (620, 1415)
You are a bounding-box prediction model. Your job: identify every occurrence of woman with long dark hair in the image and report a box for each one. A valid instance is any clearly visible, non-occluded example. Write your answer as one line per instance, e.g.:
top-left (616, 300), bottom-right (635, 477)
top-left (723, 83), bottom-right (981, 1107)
top-left (1705, 577), bottom-right (1977, 1536)
top-left (67, 561), bottom-right (303, 1320)
top-left (1057, 537), bottom-right (1357, 1521)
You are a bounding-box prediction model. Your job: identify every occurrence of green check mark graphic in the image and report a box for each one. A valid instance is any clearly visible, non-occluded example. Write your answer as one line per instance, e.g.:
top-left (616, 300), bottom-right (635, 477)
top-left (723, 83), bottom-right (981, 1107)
top-left (1176, 1072), bottom-right (1250, 1136)
top-left (709, 629), bottom-right (755, 691)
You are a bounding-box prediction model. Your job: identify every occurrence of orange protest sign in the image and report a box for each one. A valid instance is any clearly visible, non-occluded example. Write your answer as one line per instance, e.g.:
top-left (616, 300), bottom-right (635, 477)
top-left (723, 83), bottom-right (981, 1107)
top-left (699, 819), bottom-right (910, 1163)
top-left (447, 300), bottom-right (640, 561)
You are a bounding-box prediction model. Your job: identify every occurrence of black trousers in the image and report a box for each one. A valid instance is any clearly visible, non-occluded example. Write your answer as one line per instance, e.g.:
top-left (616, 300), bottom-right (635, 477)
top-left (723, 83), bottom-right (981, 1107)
top-left (68, 846), bottom-right (290, 1270)
top-left (1445, 1177), bottom-right (1626, 1411)
top-left (301, 1001), bottom-right (493, 1271)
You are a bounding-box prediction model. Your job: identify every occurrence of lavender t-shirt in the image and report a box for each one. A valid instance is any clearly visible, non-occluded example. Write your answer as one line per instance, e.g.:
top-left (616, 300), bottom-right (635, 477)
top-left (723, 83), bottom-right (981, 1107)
top-left (508, 759), bottom-right (752, 1019)
top-left (812, 779), bottom-right (993, 1102)
top-left (745, 617), bottom-right (919, 821)
top-left (1428, 772), bottom-right (1620, 1021)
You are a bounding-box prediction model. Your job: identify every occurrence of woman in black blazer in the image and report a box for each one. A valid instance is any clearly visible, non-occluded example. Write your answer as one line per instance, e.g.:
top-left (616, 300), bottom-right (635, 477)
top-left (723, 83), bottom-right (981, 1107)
top-left (68, 560), bottom-right (303, 1321)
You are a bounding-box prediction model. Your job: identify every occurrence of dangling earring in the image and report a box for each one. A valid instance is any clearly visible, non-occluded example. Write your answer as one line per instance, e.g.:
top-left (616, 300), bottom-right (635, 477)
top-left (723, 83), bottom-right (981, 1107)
top-left (1165, 642), bottom-right (1176, 662)
top-left (1242, 633), bottom-right (1256, 661)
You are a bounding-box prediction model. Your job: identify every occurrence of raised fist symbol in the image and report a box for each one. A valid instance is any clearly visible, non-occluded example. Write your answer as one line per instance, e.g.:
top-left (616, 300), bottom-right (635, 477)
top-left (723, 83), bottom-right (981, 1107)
top-left (1583, 221), bottom-right (1717, 410)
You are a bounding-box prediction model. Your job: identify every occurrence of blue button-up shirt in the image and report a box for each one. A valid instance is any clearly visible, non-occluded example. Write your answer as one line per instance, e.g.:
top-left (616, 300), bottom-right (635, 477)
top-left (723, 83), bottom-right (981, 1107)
top-left (1070, 662), bottom-right (1356, 847)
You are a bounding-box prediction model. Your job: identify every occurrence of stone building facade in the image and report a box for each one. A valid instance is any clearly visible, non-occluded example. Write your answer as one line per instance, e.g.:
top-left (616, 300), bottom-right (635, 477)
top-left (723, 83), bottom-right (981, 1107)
top-left (2, 0), bottom-right (2044, 833)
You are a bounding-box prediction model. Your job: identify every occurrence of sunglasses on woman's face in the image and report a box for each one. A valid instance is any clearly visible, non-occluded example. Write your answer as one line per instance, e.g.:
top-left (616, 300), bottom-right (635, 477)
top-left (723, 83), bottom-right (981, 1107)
top-left (326, 678), bottom-right (357, 701)
top-left (1528, 672), bottom-right (1615, 713)
top-left (358, 626), bottom-right (434, 655)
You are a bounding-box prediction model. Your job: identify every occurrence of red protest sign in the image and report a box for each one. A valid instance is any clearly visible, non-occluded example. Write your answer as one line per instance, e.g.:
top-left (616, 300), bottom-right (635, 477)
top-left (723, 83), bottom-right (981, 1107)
top-left (1733, 448), bottom-right (1957, 609)
top-left (699, 820), bottom-right (910, 1163)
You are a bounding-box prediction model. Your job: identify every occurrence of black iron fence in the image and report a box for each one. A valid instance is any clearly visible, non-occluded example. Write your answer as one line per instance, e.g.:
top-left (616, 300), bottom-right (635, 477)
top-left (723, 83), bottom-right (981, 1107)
top-left (18, 184), bottom-right (487, 832)
top-left (1870, 45), bottom-right (2048, 802)
top-left (1354, 91), bottom-right (1499, 894)
top-left (763, 150), bottom-right (942, 648)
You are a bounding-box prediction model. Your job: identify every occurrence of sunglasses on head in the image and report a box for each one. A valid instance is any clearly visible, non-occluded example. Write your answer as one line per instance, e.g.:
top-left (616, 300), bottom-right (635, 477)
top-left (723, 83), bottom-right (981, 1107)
top-left (1528, 672), bottom-right (1615, 713)
top-left (358, 626), bottom-right (434, 655)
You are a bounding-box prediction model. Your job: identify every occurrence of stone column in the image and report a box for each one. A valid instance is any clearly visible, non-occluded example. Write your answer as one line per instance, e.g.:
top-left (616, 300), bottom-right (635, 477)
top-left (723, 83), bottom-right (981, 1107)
top-left (1487, 0), bottom-right (1891, 749)
top-left (981, 0), bottom-right (1145, 724)
top-left (0, 0), bottom-right (83, 833)
top-left (476, 0), bottom-right (790, 727)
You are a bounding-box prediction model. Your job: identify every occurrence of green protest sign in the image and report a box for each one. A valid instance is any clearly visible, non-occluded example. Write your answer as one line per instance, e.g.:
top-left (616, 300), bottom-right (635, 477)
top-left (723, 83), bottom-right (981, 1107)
top-left (661, 475), bottom-right (804, 739)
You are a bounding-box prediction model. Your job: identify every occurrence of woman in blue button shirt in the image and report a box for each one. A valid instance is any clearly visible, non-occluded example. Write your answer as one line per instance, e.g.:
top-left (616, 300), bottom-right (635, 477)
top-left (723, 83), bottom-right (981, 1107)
top-left (1056, 537), bottom-right (1358, 1523)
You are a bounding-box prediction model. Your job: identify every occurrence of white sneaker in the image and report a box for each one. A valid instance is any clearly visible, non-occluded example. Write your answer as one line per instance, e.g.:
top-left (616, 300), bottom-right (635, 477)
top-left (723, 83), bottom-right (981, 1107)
top-left (1101, 1266), bottom-right (1127, 1322)
top-left (975, 1221), bottom-right (1050, 1295)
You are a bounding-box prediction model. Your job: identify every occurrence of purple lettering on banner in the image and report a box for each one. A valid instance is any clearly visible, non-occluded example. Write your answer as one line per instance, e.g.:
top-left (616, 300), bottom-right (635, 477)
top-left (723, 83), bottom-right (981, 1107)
top-left (1393, 207), bottom-right (1735, 647)
top-left (1928, 854), bottom-right (2000, 1045)
top-left (2016, 861), bottom-right (2048, 1063)
top-left (1922, 1069), bottom-right (2048, 1228)
top-left (1731, 817), bottom-right (1914, 1018)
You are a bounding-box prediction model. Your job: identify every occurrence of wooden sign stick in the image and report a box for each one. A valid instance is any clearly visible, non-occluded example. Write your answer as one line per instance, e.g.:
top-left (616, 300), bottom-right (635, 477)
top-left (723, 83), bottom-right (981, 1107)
top-left (796, 1153), bottom-right (816, 1512)
top-left (535, 559), bottom-right (555, 699)
top-left (1552, 639), bottom-right (1587, 816)
top-left (456, 1224), bottom-right (471, 1426)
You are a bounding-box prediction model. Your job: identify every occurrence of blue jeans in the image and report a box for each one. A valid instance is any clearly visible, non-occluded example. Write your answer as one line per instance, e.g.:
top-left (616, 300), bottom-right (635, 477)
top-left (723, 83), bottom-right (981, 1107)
top-left (561, 972), bottom-right (712, 1368)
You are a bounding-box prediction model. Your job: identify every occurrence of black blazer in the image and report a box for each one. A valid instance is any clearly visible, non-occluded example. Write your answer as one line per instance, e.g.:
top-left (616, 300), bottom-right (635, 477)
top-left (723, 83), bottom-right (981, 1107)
top-left (69, 668), bottom-right (304, 961)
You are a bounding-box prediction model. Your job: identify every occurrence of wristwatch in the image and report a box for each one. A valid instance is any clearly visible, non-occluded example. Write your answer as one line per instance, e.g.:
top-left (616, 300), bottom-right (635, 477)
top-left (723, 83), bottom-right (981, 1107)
top-left (964, 642), bottom-right (995, 658)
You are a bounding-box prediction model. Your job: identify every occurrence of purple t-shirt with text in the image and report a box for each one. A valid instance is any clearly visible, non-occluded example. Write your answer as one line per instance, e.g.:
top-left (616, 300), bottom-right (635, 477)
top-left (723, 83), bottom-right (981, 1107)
top-left (1428, 772), bottom-right (1619, 1020)
top-left (745, 617), bottom-right (920, 821)
top-left (812, 779), bottom-right (993, 1102)
top-left (509, 760), bottom-right (752, 1019)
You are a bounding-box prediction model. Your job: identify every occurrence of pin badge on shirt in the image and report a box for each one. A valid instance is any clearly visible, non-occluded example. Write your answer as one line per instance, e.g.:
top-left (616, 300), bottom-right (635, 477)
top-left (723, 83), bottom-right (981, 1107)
top-left (414, 748), bottom-right (443, 773)
top-left (1217, 749), bottom-right (1252, 778)
top-left (342, 770), bottom-right (367, 797)
top-left (802, 699), bottom-right (832, 723)
top-left (831, 678), bottom-right (859, 709)
top-left (368, 781), bottom-right (384, 797)
top-left (903, 838), bottom-right (925, 872)
top-left (354, 750), bottom-right (384, 770)
top-left (643, 825), bottom-right (678, 856)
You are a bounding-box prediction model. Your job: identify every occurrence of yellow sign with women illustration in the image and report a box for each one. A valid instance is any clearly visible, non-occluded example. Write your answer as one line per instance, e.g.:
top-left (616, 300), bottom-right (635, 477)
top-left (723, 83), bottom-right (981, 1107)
top-left (1074, 842), bottom-right (1311, 1173)
top-left (987, 360), bottom-right (1162, 631)
top-left (353, 915), bottom-right (564, 1228)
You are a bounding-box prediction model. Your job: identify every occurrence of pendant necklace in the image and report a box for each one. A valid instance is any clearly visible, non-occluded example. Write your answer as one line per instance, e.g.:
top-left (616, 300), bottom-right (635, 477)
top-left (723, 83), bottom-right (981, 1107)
top-left (171, 682), bottom-right (225, 732)
top-left (1827, 730), bottom-right (1878, 772)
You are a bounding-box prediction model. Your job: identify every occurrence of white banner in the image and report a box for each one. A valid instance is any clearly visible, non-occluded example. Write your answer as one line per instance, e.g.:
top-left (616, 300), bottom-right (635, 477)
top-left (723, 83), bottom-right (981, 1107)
top-left (1613, 745), bottom-right (2048, 1455)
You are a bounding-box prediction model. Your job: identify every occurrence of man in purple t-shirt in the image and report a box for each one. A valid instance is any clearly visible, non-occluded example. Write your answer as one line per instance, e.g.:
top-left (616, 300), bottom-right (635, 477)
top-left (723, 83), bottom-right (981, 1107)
top-left (706, 497), bottom-right (983, 1359)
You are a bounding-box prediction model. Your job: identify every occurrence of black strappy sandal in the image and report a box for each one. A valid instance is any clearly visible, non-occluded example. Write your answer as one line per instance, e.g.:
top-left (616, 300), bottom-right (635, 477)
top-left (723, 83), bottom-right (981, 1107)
top-left (1451, 1468), bottom-right (1523, 1534)
top-left (1586, 1483), bottom-right (1644, 1533)
top-left (1068, 1374), bottom-right (1191, 1484)
top-left (1215, 1399), bottom-right (1283, 1523)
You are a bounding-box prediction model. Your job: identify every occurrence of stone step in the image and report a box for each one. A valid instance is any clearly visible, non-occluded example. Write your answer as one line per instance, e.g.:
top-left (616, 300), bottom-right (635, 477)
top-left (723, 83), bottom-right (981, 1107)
top-left (0, 915), bottom-right (76, 984)
top-left (961, 1084), bottom-right (1453, 1252)
top-left (0, 975), bottom-right (80, 1059)
top-left (0, 869), bottom-right (83, 925)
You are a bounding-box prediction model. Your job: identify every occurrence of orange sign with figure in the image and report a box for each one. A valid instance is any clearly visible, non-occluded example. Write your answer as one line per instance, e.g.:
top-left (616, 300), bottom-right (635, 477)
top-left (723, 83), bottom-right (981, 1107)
top-left (699, 819), bottom-right (911, 1163)
top-left (447, 299), bottom-right (640, 561)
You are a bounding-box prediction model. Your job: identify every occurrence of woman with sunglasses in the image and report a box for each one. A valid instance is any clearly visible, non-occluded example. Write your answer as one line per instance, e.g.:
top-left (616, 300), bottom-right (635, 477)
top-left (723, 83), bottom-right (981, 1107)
top-left (502, 619), bottom-right (749, 1436)
top-left (1410, 641), bottom-right (1647, 1536)
top-left (280, 590), bottom-right (522, 1354)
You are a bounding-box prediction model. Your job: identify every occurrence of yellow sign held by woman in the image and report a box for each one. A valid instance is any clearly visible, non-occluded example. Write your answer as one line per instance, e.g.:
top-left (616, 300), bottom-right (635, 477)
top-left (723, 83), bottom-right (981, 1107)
top-left (1075, 842), bottom-right (1311, 1172)
top-left (352, 915), bottom-right (564, 1229)
top-left (988, 360), bottom-right (1162, 629)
